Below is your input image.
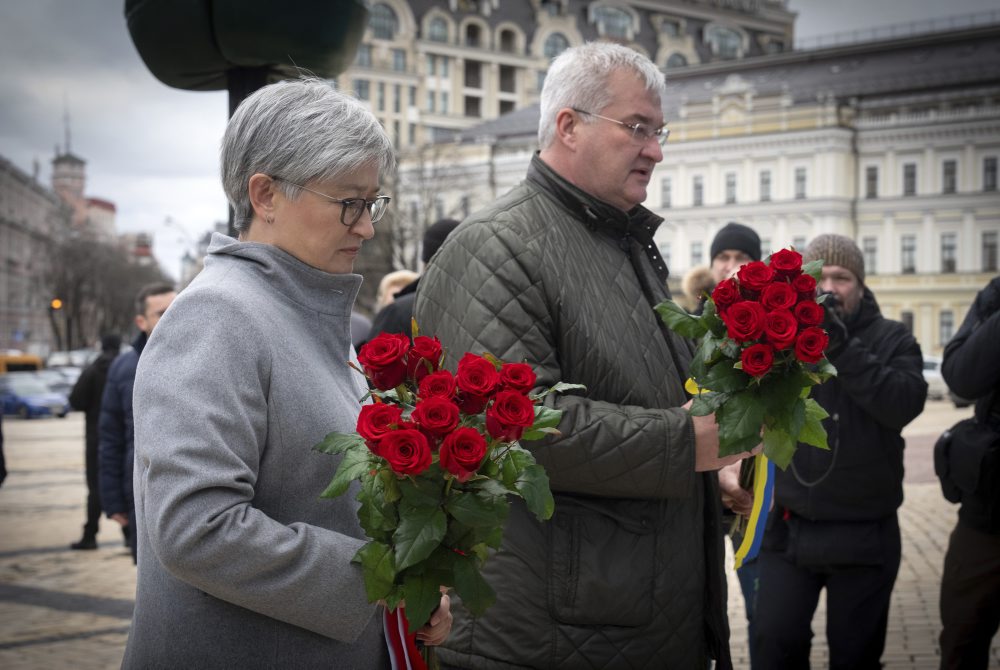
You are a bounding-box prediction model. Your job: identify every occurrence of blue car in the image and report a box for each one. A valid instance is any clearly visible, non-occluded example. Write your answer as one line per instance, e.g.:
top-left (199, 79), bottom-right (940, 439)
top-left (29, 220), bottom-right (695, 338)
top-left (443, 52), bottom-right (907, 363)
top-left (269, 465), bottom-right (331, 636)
top-left (0, 374), bottom-right (69, 419)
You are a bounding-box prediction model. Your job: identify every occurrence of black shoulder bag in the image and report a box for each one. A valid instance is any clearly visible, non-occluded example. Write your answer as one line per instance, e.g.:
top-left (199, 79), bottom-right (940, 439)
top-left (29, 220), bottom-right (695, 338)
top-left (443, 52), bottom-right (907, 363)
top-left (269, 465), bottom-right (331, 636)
top-left (934, 416), bottom-right (1000, 504)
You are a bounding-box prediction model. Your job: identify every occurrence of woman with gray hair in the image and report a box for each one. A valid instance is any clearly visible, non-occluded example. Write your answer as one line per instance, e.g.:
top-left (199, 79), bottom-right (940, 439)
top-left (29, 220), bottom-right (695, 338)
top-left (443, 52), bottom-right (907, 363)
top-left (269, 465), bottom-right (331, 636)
top-left (125, 78), bottom-right (451, 668)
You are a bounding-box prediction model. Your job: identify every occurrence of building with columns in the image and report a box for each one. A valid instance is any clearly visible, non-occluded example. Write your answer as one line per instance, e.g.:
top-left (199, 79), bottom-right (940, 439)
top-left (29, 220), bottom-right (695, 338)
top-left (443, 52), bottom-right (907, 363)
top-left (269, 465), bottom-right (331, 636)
top-left (397, 17), bottom-right (1000, 356)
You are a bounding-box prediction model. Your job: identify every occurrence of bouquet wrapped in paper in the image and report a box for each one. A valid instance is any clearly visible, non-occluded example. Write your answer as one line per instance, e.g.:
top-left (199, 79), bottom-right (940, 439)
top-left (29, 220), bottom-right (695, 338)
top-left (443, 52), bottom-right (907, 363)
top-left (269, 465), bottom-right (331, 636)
top-left (656, 249), bottom-right (836, 566)
top-left (315, 323), bottom-right (582, 668)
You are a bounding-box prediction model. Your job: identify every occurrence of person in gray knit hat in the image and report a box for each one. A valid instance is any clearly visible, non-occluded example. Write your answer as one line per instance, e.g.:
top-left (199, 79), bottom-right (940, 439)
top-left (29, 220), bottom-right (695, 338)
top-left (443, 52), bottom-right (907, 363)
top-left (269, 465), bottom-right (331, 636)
top-left (753, 232), bottom-right (927, 669)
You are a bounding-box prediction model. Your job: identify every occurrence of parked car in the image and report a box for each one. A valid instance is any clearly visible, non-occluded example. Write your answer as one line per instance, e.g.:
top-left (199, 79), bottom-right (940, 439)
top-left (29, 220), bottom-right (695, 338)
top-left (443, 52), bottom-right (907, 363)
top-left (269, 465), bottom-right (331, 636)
top-left (47, 349), bottom-right (98, 368)
top-left (0, 374), bottom-right (69, 419)
top-left (923, 356), bottom-right (948, 401)
top-left (32, 369), bottom-right (75, 396)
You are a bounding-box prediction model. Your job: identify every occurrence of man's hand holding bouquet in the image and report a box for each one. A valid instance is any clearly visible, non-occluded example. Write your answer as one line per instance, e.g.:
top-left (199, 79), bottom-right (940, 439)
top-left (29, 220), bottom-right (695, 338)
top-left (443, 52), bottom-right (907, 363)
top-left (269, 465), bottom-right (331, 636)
top-left (656, 249), bottom-right (836, 566)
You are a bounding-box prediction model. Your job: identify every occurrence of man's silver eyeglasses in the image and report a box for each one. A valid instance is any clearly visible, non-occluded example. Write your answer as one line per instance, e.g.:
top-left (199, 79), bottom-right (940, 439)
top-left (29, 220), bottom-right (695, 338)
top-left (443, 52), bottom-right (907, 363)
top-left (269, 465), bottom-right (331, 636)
top-left (572, 108), bottom-right (670, 146)
top-left (274, 177), bottom-right (391, 226)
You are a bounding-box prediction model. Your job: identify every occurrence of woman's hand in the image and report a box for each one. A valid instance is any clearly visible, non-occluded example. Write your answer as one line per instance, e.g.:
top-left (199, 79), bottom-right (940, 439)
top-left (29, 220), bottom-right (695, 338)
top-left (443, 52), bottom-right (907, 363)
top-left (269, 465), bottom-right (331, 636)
top-left (415, 591), bottom-right (452, 646)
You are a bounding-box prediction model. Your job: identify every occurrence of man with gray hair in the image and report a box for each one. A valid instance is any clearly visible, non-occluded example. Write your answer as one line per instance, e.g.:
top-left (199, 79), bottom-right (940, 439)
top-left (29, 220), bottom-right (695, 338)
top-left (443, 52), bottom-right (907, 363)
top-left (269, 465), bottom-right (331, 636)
top-left (417, 42), bottom-right (751, 669)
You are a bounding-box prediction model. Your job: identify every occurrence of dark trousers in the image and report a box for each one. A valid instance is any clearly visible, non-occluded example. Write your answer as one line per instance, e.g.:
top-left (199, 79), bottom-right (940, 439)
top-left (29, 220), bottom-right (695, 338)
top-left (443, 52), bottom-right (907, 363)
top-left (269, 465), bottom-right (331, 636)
top-left (753, 515), bottom-right (901, 670)
top-left (82, 442), bottom-right (102, 539)
top-left (939, 521), bottom-right (1000, 670)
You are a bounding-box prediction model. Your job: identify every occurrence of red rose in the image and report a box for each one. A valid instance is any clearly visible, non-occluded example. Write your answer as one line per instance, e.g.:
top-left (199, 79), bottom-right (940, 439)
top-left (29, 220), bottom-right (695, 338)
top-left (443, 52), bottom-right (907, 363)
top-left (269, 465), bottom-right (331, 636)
top-left (356, 403), bottom-right (403, 452)
top-left (764, 309), bottom-right (798, 350)
top-left (711, 278), bottom-right (740, 312)
top-left (741, 343), bottom-right (775, 378)
top-left (792, 274), bottom-right (817, 300)
top-left (410, 396), bottom-right (460, 438)
top-left (439, 427), bottom-right (488, 481)
top-left (795, 327), bottom-right (830, 364)
top-left (737, 261), bottom-right (775, 293)
top-left (794, 301), bottom-right (824, 327)
top-left (357, 332), bottom-right (411, 390)
top-left (407, 335), bottom-right (443, 383)
top-left (769, 249), bottom-right (803, 278)
top-left (723, 300), bottom-right (767, 343)
top-left (500, 363), bottom-right (537, 393)
top-left (760, 282), bottom-right (797, 312)
top-left (418, 370), bottom-right (457, 399)
top-left (485, 390), bottom-right (537, 442)
top-left (379, 429), bottom-right (432, 476)
top-left (456, 353), bottom-right (500, 400)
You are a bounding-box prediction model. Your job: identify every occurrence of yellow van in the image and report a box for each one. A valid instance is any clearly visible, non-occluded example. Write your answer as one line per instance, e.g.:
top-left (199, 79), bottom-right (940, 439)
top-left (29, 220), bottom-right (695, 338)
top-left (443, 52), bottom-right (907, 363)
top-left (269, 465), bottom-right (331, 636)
top-left (0, 353), bottom-right (44, 374)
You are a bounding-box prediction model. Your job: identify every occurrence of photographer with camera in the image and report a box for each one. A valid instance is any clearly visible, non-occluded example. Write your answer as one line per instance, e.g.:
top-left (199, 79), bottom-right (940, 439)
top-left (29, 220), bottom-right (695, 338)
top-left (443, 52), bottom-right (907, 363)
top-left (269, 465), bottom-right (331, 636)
top-left (753, 234), bottom-right (928, 669)
top-left (937, 275), bottom-right (1000, 670)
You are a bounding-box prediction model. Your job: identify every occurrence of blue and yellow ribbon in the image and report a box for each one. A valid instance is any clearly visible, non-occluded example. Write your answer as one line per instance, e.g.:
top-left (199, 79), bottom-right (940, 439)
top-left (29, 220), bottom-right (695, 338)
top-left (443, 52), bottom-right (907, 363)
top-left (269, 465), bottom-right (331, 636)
top-left (733, 452), bottom-right (774, 570)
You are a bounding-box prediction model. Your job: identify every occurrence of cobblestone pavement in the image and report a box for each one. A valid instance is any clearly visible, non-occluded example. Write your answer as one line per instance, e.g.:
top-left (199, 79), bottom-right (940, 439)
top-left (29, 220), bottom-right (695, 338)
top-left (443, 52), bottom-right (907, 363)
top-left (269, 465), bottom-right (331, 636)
top-left (0, 402), bottom-right (997, 669)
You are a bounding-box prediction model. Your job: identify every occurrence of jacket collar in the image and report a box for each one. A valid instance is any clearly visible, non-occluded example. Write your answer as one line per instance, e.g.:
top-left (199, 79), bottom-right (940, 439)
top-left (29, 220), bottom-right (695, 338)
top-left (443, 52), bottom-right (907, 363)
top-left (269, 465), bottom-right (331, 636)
top-left (526, 153), bottom-right (663, 247)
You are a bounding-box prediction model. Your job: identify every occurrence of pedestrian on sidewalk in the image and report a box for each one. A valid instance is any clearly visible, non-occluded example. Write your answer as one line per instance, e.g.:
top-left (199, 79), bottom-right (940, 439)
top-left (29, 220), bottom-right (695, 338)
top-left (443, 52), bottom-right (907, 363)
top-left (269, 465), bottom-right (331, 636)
top-left (68, 333), bottom-right (121, 550)
top-left (99, 283), bottom-right (176, 563)
top-left (938, 275), bottom-right (1000, 670)
top-left (754, 234), bottom-right (927, 669)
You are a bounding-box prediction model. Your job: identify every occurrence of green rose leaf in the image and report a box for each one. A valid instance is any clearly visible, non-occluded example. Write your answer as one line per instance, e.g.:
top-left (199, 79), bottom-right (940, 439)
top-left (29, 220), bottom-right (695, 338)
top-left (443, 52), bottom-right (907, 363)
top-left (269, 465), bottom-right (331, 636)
top-left (353, 541), bottom-right (395, 602)
top-left (465, 477), bottom-right (511, 497)
top-left (703, 360), bottom-right (750, 393)
top-left (515, 464), bottom-right (555, 521)
top-left (816, 357), bottom-right (838, 381)
top-left (398, 474), bottom-right (443, 508)
top-left (314, 431), bottom-right (366, 456)
top-left (319, 447), bottom-right (372, 499)
top-left (799, 398), bottom-right (831, 450)
top-left (802, 259), bottom-right (823, 281)
top-left (761, 370), bottom-right (809, 415)
top-left (762, 426), bottom-right (797, 469)
top-left (454, 554), bottom-right (496, 616)
top-left (716, 391), bottom-right (765, 457)
top-left (500, 446), bottom-right (537, 490)
top-left (655, 299), bottom-right (708, 339)
top-left (690, 391), bottom-right (729, 416)
top-left (401, 571), bottom-right (442, 631)
top-left (446, 490), bottom-right (509, 527)
top-left (546, 382), bottom-right (587, 395)
top-left (393, 504), bottom-right (447, 572)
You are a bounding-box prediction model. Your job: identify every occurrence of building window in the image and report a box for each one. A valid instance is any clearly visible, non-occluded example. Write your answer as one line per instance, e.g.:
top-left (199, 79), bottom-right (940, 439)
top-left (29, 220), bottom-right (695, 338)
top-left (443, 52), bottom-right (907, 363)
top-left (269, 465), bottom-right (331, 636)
top-left (370, 3), bottom-right (398, 40)
top-left (903, 163), bottom-right (916, 196)
top-left (409, 86), bottom-right (416, 107)
top-left (499, 100), bottom-right (515, 115)
top-left (543, 32), bottom-right (569, 59)
top-left (661, 177), bottom-right (672, 208)
top-left (426, 90), bottom-right (435, 113)
top-left (499, 65), bottom-right (516, 93)
top-left (984, 231), bottom-right (998, 272)
top-left (707, 26), bottom-right (742, 59)
top-left (666, 53), bottom-right (688, 69)
top-left (393, 84), bottom-right (401, 113)
top-left (465, 23), bottom-right (482, 48)
top-left (943, 160), bottom-right (957, 194)
top-left (464, 96), bottom-right (481, 118)
top-left (901, 310), bottom-right (914, 334)
top-left (464, 60), bottom-right (481, 88)
top-left (793, 236), bottom-right (807, 252)
top-left (499, 29), bottom-right (517, 53)
top-left (393, 120), bottom-right (400, 145)
top-left (354, 79), bottom-right (370, 100)
top-left (901, 235), bottom-right (917, 274)
top-left (941, 233), bottom-right (957, 273)
top-left (392, 49), bottom-right (406, 72)
top-left (765, 39), bottom-right (785, 54)
top-left (356, 44), bottom-right (372, 68)
top-left (661, 20), bottom-right (680, 37)
top-left (377, 82), bottom-right (385, 111)
top-left (659, 242), bottom-right (672, 268)
top-left (794, 168), bottom-right (807, 199)
top-left (440, 56), bottom-right (449, 77)
top-left (863, 237), bottom-right (877, 276)
top-left (429, 17), bottom-right (448, 42)
top-left (940, 310), bottom-right (954, 345)
top-left (761, 238), bottom-right (771, 258)
top-left (865, 166), bottom-right (878, 199)
top-left (593, 6), bottom-right (631, 39)
top-left (408, 123), bottom-right (416, 145)
top-left (985, 157), bottom-right (998, 191)
top-left (760, 170), bottom-right (771, 202)
top-left (725, 172), bottom-right (737, 204)
top-left (693, 176), bottom-right (703, 207)
top-left (427, 54), bottom-right (436, 76)
top-left (691, 242), bottom-right (703, 267)
top-left (441, 91), bottom-right (449, 113)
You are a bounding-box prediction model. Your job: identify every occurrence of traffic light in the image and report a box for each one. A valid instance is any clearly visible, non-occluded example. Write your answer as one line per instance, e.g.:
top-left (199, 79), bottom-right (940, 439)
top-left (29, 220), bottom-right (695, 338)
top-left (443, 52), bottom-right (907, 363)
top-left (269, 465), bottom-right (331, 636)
top-left (50, 298), bottom-right (63, 311)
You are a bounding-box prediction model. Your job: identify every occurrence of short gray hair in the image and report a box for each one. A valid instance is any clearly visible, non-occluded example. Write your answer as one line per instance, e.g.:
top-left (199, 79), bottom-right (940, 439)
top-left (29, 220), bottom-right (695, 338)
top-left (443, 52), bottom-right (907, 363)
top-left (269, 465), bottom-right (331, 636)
top-left (538, 43), bottom-right (667, 149)
top-left (221, 78), bottom-right (395, 233)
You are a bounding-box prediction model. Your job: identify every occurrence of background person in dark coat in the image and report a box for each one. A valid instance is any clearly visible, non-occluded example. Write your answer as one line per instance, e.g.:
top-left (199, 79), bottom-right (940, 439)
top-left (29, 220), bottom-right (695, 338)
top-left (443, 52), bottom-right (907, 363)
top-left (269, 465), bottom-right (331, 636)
top-left (754, 234), bottom-right (927, 669)
top-left (938, 275), bottom-right (1000, 670)
top-left (68, 333), bottom-right (121, 550)
top-left (363, 218), bottom-right (459, 341)
top-left (99, 283), bottom-right (175, 562)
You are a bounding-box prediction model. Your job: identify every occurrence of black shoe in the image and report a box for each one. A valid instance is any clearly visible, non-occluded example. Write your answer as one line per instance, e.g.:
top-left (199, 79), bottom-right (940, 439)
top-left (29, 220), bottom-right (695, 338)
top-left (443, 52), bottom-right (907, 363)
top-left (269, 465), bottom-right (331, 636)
top-left (70, 538), bottom-right (97, 550)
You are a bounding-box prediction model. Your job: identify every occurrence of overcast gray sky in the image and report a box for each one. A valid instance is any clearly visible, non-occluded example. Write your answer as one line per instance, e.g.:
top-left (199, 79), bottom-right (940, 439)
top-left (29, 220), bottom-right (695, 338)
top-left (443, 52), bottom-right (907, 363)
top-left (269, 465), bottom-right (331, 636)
top-left (1, 0), bottom-right (997, 279)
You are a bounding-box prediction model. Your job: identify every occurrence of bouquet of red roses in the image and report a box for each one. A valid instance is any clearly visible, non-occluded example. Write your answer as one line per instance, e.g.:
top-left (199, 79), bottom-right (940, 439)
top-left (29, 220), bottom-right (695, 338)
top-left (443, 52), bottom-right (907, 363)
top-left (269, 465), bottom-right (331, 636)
top-left (656, 248), bottom-right (836, 469)
top-left (314, 324), bottom-right (582, 642)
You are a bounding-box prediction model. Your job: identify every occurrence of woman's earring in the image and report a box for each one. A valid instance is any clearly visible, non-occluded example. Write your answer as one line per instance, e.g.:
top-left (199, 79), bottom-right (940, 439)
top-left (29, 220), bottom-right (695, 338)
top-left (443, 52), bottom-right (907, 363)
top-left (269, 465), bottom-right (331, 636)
top-left (266, 215), bottom-right (274, 225)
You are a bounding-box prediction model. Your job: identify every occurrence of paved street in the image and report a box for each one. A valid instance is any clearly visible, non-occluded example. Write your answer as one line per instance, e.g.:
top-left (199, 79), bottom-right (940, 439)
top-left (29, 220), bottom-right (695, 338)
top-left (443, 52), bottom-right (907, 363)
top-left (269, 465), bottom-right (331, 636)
top-left (0, 402), bottom-right (997, 669)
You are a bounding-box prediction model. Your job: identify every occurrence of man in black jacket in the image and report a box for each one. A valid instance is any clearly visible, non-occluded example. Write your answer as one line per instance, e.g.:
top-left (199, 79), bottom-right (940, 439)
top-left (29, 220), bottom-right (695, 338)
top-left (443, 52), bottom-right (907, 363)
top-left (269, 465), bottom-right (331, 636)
top-left (68, 333), bottom-right (121, 550)
top-left (938, 275), bottom-right (1000, 670)
top-left (754, 234), bottom-right (927, 669)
